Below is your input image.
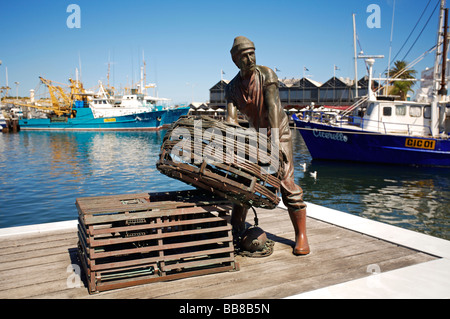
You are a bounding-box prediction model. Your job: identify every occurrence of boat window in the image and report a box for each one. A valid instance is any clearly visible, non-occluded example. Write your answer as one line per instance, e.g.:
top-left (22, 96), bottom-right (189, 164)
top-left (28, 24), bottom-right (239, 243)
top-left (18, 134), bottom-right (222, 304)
top-left (423, 106), bottom-right (431, 119)
top-left (366, 103), bottom-right (375, 116)
top-left (383, 107), bottom-right (392, 116)
top-left (395, 105), bottom-right (406, 116)
top-left (409, 106), bottom-right (422, 117)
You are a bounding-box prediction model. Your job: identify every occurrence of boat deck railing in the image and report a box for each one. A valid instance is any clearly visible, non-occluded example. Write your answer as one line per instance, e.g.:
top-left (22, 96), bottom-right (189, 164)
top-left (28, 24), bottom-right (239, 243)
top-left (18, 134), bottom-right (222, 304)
top-left (297, 110), bottom-right (433, 136)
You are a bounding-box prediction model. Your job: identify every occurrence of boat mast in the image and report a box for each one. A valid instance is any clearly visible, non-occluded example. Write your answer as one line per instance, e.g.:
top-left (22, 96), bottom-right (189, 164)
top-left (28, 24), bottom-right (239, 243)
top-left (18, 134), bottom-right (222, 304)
top-left (143, 50), bottom-right (147, 96)
top-left (140, 66), bottom-right (144, 94)
top-left (431, 0), bottom-right (446, 137)
top-left (439, 8), bottom-right (449, 97)
top-left (353, 13), bottom-right (358, 98)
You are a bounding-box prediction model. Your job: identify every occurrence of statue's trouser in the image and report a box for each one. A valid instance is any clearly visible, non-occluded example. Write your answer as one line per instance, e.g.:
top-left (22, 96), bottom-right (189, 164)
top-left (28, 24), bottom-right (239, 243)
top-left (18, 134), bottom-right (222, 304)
top-left (231, 125), bottom-right (310, 255)
top-left (231, 204), bottom-right (248, 239)
top-left (279, 131), bottom-right (310, 256)
top-left (231, 205), bottom-right (310, 255)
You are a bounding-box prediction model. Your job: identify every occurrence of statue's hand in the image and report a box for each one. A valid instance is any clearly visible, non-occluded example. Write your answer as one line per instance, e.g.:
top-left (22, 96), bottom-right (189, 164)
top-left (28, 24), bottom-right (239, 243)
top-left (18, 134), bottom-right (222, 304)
top-left (225, 116), bottom-right (240, 126)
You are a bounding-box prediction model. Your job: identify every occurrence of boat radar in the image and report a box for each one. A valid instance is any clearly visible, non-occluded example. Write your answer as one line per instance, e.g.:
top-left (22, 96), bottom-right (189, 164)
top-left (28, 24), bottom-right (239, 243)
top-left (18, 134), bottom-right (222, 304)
top-left (357, 55), bottom-right (384, 102)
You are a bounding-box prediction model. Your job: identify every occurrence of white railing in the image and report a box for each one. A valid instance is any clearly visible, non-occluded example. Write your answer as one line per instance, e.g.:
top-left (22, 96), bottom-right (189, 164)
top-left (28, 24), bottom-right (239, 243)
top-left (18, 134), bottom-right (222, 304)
top-left (298, 110), bottom-right (432, 136)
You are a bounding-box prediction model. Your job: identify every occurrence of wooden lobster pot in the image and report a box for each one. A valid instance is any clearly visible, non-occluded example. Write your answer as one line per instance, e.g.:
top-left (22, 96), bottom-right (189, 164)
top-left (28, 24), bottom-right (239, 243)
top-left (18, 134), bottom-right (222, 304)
top-left (157, 116), bottom-right (282, 209)
top-left (77, 189), bottom-right (238, 293)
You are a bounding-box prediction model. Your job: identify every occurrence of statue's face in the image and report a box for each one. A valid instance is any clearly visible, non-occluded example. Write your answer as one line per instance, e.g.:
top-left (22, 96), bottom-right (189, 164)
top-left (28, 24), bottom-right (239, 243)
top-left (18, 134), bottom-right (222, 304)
top-left (237, 49), bottom-right (256, 76)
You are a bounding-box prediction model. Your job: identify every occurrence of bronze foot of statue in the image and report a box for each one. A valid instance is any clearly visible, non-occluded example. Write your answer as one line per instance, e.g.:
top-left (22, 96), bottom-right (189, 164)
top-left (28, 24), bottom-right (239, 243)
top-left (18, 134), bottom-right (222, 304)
top-left (231, 204), bottom-right (249, 242)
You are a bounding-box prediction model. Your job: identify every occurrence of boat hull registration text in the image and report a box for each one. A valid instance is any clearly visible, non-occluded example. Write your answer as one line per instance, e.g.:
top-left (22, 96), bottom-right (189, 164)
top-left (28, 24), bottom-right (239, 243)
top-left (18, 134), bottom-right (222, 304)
top-left (405, 138), bottom-right (436, 150)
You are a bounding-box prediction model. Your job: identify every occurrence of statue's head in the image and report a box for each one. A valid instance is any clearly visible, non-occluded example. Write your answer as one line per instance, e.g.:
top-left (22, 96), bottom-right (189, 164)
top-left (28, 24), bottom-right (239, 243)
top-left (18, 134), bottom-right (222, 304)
top-left (230, 36), bottom-right (256, 76)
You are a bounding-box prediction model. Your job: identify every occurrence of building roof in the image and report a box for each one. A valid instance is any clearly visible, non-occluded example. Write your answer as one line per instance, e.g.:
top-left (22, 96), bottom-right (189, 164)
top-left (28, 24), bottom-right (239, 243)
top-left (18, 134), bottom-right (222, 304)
top-left (299, 77), bottom-right (322, 88)
top-left (210, 75), bottom-right (379, 92)
top-left (321, 76), bottom-right (353, 88)
top-left (210, 79), bottom-right (230, 91)
top-left (279, 78), bottom-right (300, 88)
top-left (357, 75), bottom-right (379, 87)
top-left (189, 102), bottom-right (208, 109)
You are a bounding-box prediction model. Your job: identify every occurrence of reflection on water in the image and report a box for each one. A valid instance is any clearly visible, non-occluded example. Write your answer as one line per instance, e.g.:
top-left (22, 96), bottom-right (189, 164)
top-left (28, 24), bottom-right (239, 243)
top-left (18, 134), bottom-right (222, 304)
top-left (291, 129), bottom-right (450, 240)
top-left (0, 129), bottom-right (448, 240)
top-left (0, 131), bottom-right (191, 228)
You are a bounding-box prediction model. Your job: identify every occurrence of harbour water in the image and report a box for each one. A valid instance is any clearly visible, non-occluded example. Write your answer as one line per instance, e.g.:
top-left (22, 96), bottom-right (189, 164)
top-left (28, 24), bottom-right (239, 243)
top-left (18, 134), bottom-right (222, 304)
top-left (0, 129), bottom-right (448, 240)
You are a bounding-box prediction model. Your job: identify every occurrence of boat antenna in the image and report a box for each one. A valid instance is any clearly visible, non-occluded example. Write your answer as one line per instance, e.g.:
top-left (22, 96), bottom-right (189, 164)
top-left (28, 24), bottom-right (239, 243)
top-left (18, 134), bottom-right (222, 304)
top-left (389, 0), bottom-right (433, 67)
top-left (402, 0), bottom-right (441, 62)
top-left (143, 50), bottom-right (147, 95)
top-left (387, 0), bottom-right (396, 90)
top-left (107, 52), bottom-right (111, 88)
top-left (78, 51), bottom-right (82, 83)
top-left (353, 13), bottom-right (358, 98)
top-left (131, 49), bottom-right (135, 91)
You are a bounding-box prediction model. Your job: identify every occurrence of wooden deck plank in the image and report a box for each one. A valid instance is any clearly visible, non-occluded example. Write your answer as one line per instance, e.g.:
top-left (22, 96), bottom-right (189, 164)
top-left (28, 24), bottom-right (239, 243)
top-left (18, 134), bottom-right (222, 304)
top-left (0, 229), bottom-right (75, 250)
top-left (145, 239), bottom-right (409, 299)
top-left (0, 238), bottom-right (77, 265)
top-left (227, 252), bottom-right (435, 299)
top-left (0, 247), bottom-right (80, 299)
top-left (0, 207), bottom-right (438, 299)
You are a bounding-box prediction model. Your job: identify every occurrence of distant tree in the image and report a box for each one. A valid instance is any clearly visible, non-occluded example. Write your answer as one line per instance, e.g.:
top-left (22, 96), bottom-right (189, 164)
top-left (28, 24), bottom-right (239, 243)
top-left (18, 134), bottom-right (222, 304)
top-left (385, 60), bottom-right (417, 100)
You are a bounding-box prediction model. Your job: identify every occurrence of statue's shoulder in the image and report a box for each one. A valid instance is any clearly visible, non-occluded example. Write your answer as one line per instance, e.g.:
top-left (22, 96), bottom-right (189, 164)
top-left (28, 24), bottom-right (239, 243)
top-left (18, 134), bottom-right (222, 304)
top-left (257, 65), bottom-right (278, 86)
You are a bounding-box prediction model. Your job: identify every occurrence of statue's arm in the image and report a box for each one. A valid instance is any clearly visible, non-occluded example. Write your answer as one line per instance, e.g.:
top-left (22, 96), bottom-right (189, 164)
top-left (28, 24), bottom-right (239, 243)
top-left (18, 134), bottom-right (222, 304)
top-left (265, 83), bottom-right (280, 130)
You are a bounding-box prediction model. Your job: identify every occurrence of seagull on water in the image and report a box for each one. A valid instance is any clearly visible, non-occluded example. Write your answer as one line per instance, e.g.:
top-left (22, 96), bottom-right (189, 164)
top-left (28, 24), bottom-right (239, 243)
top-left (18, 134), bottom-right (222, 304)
top-left (310, 171), bottom-right (317, 180)
top-left (300, 163), bottom-right (306, 172)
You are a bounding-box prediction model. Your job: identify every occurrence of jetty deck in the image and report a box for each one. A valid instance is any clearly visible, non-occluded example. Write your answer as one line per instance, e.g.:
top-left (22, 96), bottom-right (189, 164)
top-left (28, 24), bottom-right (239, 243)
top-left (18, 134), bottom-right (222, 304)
top-left (1, 202), bottom-right (449, 299)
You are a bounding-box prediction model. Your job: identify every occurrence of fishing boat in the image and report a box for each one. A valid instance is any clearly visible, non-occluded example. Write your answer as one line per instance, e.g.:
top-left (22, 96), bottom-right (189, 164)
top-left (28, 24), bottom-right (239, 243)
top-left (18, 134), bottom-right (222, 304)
top-left (0, 110), bottom-right (6, 129)
top-left (87, 82), bottom-right (190, 128)
top-left (293, 0), bottom-right (450, 167)
top-left (16, 77), bottom-right (189, 131)
top-left (91, 82), bottom-right (171, 117)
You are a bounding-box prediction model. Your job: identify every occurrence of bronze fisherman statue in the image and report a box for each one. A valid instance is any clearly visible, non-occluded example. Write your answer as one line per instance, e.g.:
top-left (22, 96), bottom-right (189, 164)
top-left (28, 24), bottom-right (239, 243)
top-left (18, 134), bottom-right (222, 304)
top-left (225, 36), bottom-right (310, 255)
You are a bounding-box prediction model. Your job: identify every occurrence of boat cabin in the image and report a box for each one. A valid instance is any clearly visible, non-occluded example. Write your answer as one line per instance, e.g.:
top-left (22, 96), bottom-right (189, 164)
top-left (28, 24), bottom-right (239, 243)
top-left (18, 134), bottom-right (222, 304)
top-left (120, 94), bottom-right (145, 108)
top-left (91, 98), bottom-right (115, 107)
top-left (361, 100), bottom-right (432, 136)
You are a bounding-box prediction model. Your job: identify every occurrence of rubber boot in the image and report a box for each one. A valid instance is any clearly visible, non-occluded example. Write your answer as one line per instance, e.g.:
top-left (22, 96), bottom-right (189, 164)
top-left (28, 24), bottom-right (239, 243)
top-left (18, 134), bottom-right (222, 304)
top-left (288, 208), bottom-right (310, 255)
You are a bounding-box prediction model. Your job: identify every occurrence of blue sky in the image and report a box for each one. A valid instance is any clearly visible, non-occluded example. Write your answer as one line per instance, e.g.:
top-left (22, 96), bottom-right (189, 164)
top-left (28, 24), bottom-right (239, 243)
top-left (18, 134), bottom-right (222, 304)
top-left (0, 0), bottom-right (442, 104)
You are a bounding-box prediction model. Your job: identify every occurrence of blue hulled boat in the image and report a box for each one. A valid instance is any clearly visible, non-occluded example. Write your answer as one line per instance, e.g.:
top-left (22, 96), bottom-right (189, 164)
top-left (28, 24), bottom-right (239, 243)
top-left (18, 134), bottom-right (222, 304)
top-left (19, 106), bottom-right (175, 131)
top-left (17, 77), bottom-right (189, 131)
top-left (293, 112), bottom-right (450, 166)
top-left (293, 1), bottom-right (450, 167)
top-left (0, 110), bottom-right (6, 129)
top-left (293, 70), bottom-right (450, 167)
